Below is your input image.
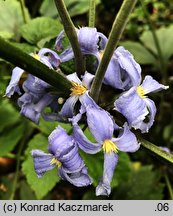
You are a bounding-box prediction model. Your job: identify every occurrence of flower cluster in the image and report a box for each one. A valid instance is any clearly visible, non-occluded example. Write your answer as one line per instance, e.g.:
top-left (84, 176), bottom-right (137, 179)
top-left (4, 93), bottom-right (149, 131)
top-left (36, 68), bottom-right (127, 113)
top-left (5, 27), bottom-right (168, 196)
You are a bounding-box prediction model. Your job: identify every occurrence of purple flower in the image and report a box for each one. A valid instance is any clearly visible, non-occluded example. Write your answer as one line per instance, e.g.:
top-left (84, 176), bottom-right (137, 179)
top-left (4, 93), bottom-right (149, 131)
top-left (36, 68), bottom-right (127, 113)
top-left (114, 75), bottom-right (169, 133)
top-left (60, 72), bottom-right (96, 117)
top-left (72, 105), bottom-right (140, 196)
top-left (5, 48), bottom-right (62, 123)
top-left (31, 126), bottom-right (92, 187)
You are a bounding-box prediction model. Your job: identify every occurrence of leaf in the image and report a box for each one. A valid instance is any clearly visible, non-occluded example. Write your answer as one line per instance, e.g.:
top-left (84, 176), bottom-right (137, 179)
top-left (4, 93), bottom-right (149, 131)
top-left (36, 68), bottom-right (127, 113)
top-left (19, 180), bottom-right (36, 200)
top-left (140, 25), bottom-right (173, 60)
top-left (0, 99), bottom-right (21, 133)
top-left (20, 17), bottom-right (63, 48)
top-left (0, 0), bottom-right (30, 40)
top-left (40, 0), bottom-right (101, 17)
top-left (120, 41), bottom-right (156, 65)
top-left (22, 134), bottom-right (60, 199)
top-left (0, 123), bottom-right (24, 157)
top-left (112, 165), bottom-right (164, 200)
top-left (10, 42), bottom-right (38, 54)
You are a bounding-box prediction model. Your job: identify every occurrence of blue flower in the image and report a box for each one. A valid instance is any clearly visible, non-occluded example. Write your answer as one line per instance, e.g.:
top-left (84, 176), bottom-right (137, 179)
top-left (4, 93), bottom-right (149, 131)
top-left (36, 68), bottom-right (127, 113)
top-left (31, 126), bottom-right (92, 187)
top-left (114, 75), bottom-right (169, 133)
top-left (72, 105), bottom-right (140, 195)
top-left (5, 48), bottom-right (62, 123)
top-left (60, 72), bottom-right (96, 117)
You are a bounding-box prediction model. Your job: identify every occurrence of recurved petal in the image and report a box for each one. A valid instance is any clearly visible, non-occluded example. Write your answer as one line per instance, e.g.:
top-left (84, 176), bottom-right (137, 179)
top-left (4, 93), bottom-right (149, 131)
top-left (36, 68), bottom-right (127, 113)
top-left (60, 95), bottom-right (79, 118)
top-left (5, 67), bottom-right (25, 97)
top-left (72, 122), bottom-right (102, 154)
top-left (66, 72), bottom-right (82, 84)
top-left (141, 75), bottom-right (169, 94)
top-left (96, 153), bottom-right (118, 196)
top-left (58, 166), bottom-right (93, 187)
top-left (138, 98), bottom-right (157, 133)
top-left (31, 150), bottom-right (55, 178)
top-left (82, 71), bottom-right (95, 89)
top-left (114, 87), bottom-right (149, 130)
top-left (48, 126), bottom-right (73, 157)
top-left (113, 122), bottom-right (140, 152)
top-left (59, 144), bottom-right (84, 173)
top-left (86, 106), bottom-right (114, 142)
top-left (54, 30), bottom-right (64, 51)
top-left (103, 56), bottom-right (123, 89)
top-left (115, 46), bottom-right (142, 87)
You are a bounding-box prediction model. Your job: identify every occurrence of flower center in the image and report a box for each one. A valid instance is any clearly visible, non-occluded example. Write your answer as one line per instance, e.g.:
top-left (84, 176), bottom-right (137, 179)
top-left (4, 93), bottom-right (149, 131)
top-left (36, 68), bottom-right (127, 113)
top-left (137, 85), bottom-right (146, 98)
top-left (70, 82), bottom-right (87, 96)
top-left (102, 139), bottom-right (118, 153)
top-left (32, 53), bottom-right (40, 61)
top-left (50, 157), bottom-right (62, 167)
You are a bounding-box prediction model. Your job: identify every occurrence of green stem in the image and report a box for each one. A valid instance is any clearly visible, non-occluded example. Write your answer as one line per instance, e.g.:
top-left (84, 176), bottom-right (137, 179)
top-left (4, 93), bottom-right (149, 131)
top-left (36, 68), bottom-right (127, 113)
top-left (9, 124), bottom-right (34, 200)
top-left (90, 0), bottom-right (138, 102)
top-left (165, 174), bottom-right (173, 200)
top-left (54, 0), bottom-right (85, 76)
top-left (89, 0), bottom-right (96, 27)
top-left (140, 0), bottom-right (167, 83)
top-left (139, 138), bottom-right (173, 164)
top-left (0, 37), bottom-right (71, 96)
top-left (18, 0), bottom-right (28, 24)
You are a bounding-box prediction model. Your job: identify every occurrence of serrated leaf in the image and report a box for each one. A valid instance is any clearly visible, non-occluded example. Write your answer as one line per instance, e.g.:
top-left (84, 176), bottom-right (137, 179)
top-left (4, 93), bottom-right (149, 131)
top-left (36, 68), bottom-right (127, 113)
top-left (140, 25), bottom-right (173, 60)
top-left (120, 41), bottom-right (156, 65)
top-left (20, 17), bottom-right (63, 47)
top-left (22, 134), bottom-right (60, 199)
top-left (0, 0), bottom-right (30, 40)
top-left (0, 123), bottom-right (24, 157)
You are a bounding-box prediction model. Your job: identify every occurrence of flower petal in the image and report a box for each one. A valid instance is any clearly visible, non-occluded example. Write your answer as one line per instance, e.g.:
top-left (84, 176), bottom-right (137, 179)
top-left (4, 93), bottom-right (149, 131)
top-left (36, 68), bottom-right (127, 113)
top-left (66, 72), bottom-right (82, 84)
top-left (115, 46), bottom-right (142, 87)
top-left (113, 123), bottom-right (140, 152)
top-left (5, 67), bottom-right (25, 97)
top-left (138, 98), bottom-right (157, 133)
top-left (31, 150), bottom-right (55, 178)
top-left (82, 72), bottom-right (95, 89)
top-left (60, 95), bottom-right (79, 117)
top-left (141, 75), bottom-right (169, 94)
top-left (114, 87), bottom-right (149, 130)
top-left (48, 126), bottom-right (73, 157)
top-left (72, 121), bottom-right (102, 154)
top-left (58, 166), bottom-right (92, 187)
top-left (86, 106), bottom-right (114, 142)
top-left (96, 153), bottom-right (118, 196)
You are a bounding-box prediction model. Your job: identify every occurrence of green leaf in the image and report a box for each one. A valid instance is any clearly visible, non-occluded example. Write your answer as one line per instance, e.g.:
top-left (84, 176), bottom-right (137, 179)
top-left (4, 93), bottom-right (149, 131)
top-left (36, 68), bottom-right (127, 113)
top-left (140, 25), bottom-right (173, 60)
top-left (120, 41), bottom-right (156, 65)
top-left (0, 0), bottom-right (30, 40)
top-left (19, 180), bottom-right (36, 200)
top-left (22, 134), bottom-right (60, 199)
top-left (10, 42), bottom-right (38, 54)
top-left (0, 123), bottom-right (24, 157)
top-left (0, 99), bottom-right (21, 133)
top-left (112, 165), bottom-right (164, 200)
top-left (40, 0), bottom-right (100, 17)
top-left (20, 17), bottom-right (63, 47)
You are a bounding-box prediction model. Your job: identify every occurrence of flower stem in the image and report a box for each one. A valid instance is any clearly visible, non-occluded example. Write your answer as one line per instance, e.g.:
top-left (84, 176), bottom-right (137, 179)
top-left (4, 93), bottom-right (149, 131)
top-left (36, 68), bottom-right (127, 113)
top-left (89, 0), bottom-right (96, 27)
top-left (18, 0), bottom-right (28, 24)
top-left (139, 138), bottom-right (173, 164)
top-left (0, 37), bottom-right (71, 96)
top-left (54, 0), bottom-right (85, 76)
top-left (90, 0), bottom-right (138, 102)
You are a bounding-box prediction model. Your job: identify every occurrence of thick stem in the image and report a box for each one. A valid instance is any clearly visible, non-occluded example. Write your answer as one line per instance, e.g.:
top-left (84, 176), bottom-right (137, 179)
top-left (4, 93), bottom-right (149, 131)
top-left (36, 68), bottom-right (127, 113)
top-left (89, 0), bottom-right (96, 27)
top-left (0, 37), bottom-right (71, 96)
top-left (54, 0), bottom-right (85, 76)
top-left (139, 138), bottom-right (173, 164)
top-left (90, 0), bottom-right (138, 102)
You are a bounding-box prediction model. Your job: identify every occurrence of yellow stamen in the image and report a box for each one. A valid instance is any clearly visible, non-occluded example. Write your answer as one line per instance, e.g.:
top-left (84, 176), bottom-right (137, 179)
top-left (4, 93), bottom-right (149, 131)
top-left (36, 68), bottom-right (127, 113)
top-left (32, 53), bottom-right (40, 61)
top-left (70, 82), bottom-right (87, 96)
top-left (137, 85), bottom-right (146, 98)
top-left (50, 158), bottom-right (62, 167)
top-left (99, 50), bottom-right (104, 60)
top-left (102, 139), bottom-right (118, 153)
